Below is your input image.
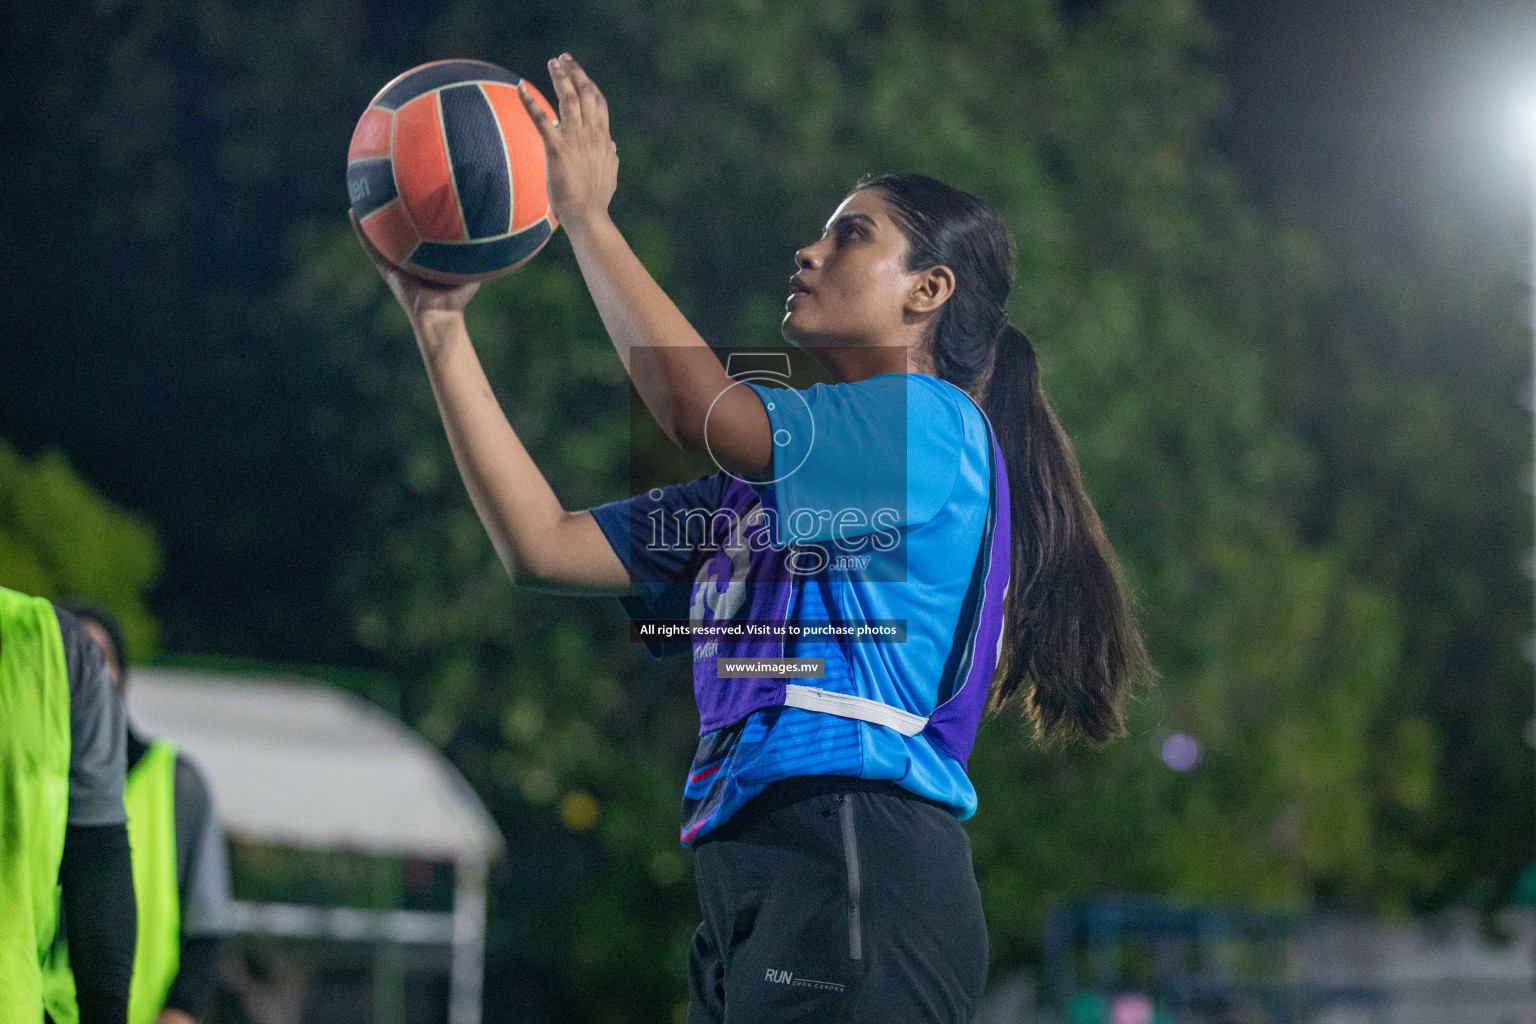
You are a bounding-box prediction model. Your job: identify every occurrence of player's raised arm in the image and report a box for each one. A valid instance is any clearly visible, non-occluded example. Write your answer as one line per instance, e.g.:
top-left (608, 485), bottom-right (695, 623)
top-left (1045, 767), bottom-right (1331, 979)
top-left (350, 212), bottom-right (633, 595)
top-left (516, 53), bottom-right (772, 478)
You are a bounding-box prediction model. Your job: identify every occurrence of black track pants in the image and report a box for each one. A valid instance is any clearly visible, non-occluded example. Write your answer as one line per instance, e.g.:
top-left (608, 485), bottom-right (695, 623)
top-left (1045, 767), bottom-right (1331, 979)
top-left (687, 775), bottom-right (989, 1023)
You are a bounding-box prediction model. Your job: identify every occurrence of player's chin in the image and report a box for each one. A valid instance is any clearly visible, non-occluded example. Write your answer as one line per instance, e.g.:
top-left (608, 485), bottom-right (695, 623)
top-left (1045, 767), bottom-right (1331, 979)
top-left (780, 308), bottom-right (816, 346)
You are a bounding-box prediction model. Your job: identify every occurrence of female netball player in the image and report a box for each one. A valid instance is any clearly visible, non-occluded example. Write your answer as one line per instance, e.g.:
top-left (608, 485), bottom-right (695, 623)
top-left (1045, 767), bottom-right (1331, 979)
top-left (352, 52), bottom-right (1151, 1023)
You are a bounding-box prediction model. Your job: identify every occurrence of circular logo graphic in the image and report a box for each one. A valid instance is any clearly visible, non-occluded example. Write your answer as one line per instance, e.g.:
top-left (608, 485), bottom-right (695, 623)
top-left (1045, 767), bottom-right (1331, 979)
top-left (703, 375), bottom-right (815, 486)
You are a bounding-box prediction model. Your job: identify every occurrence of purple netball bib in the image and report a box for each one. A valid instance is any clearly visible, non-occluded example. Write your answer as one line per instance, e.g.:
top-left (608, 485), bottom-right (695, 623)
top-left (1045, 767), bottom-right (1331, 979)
top-left (919, 425), bottom-right (1011, 767)
top-left (686, 477), bottom-right (797, 732)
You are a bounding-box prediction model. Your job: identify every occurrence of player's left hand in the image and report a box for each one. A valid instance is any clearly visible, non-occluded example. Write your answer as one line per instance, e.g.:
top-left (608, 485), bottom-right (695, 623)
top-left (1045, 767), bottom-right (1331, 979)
top-left (517, 53), bottom-right (618, 228)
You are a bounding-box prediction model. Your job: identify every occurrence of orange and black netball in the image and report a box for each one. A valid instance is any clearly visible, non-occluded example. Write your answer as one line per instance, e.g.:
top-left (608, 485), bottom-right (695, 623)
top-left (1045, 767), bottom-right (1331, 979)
top-left (347, 59), bottom-right (559, 284)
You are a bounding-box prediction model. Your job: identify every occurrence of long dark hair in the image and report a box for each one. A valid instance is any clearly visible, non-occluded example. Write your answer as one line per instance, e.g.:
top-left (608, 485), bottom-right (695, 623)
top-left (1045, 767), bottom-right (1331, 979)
top-left (855, 172), bottom-right (1154, 745)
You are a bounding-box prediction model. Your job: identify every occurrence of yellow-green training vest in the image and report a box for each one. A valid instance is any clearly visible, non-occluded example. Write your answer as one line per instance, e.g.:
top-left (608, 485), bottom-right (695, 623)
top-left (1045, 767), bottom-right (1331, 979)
top-left (41, 739), bottom-right (180, 1024)
top-left (0, 587), bottom-right (71, 1024)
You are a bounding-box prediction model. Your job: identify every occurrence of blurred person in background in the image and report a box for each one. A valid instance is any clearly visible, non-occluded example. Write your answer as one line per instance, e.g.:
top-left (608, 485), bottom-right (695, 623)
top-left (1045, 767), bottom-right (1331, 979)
top-left (0, 586), bottom-right (135, 1024)
top-left (42, 603), bottom-right (232, 1024)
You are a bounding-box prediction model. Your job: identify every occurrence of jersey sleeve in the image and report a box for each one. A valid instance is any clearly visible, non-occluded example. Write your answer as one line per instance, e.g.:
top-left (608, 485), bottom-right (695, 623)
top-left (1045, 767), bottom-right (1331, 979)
top-left (587, 470), bottom-right (730, 658)
top-left (57, 608), bottom-right (128, 826)
top-left (742, 374), bottom-right (967, 547)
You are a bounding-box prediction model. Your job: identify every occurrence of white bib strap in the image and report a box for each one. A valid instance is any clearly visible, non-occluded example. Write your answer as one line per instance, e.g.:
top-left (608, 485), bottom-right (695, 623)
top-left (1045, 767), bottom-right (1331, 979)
top-left (782, 684), bottom-right (929, 737)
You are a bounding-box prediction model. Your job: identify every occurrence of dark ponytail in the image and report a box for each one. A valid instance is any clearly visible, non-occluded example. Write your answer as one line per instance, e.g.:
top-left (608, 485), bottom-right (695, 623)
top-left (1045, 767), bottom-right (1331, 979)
top-left (855, 173), bottom-right (1154, 745)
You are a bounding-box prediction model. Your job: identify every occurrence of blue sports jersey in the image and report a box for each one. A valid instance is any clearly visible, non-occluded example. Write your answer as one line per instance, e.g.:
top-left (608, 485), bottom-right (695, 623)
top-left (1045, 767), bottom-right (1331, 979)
top-left (589, 371), bottom-right (998, 844)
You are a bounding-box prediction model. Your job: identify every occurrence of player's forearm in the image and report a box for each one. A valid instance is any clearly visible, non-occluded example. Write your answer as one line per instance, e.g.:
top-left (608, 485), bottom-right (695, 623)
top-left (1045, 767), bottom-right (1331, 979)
top-left (61, 823), bottom-right (136, 1024)
top-left (561, 210), bottom-right (733, 450)
top-left (412, 311), bottom-right (569, 582)
top-left (161, 934), bottom-right (221, 1021)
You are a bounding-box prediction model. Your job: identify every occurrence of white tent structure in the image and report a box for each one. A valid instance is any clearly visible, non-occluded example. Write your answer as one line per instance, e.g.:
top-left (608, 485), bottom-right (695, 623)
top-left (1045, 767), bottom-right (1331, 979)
top-left (128, 667), bottom-right (506, 1024)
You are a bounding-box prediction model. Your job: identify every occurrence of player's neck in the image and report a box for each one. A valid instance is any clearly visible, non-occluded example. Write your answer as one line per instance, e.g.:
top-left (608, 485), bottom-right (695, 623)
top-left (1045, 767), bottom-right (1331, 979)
top-left (817, 344), bottom-right (934, 384)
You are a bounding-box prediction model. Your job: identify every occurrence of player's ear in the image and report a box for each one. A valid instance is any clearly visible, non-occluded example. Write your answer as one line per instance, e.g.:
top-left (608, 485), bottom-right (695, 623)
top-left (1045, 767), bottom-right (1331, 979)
top-left (906, 265), bottom-right (955, 315)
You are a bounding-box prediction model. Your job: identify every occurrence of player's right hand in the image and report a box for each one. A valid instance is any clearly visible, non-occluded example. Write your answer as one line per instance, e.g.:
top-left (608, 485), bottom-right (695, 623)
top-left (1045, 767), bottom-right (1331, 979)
top-left (350, 210), bottom-right (480, 323)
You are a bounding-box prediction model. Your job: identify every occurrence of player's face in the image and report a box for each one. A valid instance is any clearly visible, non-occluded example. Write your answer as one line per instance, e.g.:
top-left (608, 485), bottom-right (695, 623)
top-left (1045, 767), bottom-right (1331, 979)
top-left (781, 188), bottom-right (922, 349)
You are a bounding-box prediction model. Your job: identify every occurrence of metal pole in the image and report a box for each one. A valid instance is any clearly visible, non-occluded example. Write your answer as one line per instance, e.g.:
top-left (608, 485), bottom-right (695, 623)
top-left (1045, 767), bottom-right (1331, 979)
top-left (1528, 163), bottom-right (1536, 1024)
top-left (372, 855), bottom-right (406, 1024)
top-left (448, 857), bottom-right (488, 1024)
